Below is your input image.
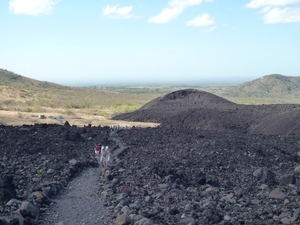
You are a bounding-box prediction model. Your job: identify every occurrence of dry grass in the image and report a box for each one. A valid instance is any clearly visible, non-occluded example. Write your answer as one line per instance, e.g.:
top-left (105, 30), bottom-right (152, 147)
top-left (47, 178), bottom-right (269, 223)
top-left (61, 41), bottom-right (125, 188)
top-left (1, 69), bottom-right (299, 128)
top-left (0, 110), bottom-right (159, 128)
top-left (0, 78), bottom-right (163, 127)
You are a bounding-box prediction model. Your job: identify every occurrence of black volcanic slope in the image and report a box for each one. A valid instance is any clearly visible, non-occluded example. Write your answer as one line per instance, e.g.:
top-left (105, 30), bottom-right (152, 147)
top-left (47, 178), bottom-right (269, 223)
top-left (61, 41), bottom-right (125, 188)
top-left (112, 89), bottom-right (300, 136)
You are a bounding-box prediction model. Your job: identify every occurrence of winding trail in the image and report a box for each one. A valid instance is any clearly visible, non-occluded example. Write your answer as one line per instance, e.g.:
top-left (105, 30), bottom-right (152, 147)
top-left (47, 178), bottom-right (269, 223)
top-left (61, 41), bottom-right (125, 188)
top-left (42, 168), bottom-right (114, 225)
top-left (41, 130), bottom-right (127, 225)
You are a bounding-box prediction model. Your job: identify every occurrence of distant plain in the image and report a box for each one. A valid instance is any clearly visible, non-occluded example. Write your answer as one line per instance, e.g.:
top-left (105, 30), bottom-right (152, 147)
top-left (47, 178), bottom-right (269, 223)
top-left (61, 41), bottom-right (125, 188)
top-left (1, 69), bottom-right (299, 127)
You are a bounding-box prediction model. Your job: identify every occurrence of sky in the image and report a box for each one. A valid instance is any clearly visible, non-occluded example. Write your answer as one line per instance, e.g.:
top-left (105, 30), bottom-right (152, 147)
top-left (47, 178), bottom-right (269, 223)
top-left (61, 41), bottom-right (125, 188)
top-left (0, 0), bottom-right (300, 86)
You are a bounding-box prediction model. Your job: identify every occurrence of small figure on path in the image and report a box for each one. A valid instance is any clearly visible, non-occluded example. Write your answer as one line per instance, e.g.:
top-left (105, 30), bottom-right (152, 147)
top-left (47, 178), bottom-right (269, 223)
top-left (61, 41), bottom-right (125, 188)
top-left (94, 143), bottom-right (101, 164)
top-left (100, 146), bottom-right (112, 168)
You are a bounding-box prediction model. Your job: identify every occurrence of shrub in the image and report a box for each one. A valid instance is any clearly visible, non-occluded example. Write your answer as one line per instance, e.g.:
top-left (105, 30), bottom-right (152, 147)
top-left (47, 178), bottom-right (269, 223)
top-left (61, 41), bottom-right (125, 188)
top-left (23, 107), bottom-right (33, 112)
top-left (3, 100), bottom-right (16, 106)
top-left (65, 109), bottom-right (74, 115)
top-left (86, 119), bottom-right (93, 124)
top-left (0, 118), bottom-right (8, 125)
top-left (98, 111), bottom-right (110, 118)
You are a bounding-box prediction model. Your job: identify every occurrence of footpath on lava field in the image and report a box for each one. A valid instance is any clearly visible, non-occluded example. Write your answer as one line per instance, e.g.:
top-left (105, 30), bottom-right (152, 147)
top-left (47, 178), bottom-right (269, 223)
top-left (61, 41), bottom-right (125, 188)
top-left (41, 130), bottom-right (128, 225)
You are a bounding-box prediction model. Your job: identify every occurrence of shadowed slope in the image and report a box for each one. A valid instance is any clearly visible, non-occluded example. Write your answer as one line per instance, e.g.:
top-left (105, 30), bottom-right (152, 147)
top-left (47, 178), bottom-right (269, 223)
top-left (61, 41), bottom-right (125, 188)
top-left (113, 89), bottom-right (241, 130)
top-left (250, 106), bottom-right (300, 136)
top-left (113, 89), bottom-right (300, 136)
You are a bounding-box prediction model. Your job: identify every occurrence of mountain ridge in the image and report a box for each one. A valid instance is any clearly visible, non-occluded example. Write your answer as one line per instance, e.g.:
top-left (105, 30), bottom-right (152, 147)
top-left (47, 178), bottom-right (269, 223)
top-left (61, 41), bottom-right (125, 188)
top-left (228, 73), bottom-right (300, 97)
top-left (0, 69), bottom-right (300, 94)
top-left (1, 69), bottom-right (300, 96)
top-left (0, 69), bottom-right (68, 89)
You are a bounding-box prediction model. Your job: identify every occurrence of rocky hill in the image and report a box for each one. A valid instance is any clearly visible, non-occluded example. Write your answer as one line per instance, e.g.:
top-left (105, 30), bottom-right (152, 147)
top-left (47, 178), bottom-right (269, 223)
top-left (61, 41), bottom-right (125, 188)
top-left (227, 74), bottom-right (300, 98)
top-left (0, 69), bottom-right (67, 89)
top-left (112, 89), bottom-right (300, 136)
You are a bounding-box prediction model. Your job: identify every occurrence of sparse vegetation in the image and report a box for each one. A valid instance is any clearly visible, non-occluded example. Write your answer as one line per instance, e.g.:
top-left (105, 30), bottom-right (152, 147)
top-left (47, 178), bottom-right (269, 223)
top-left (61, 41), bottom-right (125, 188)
top-left (64, 109), bottom-right (75, 115)
top-left (1, 69), bottom-right (300, 126)
top-left (86, 119), bottom-right (93, 125)
top-left (98, 111), bottom-right (110, 118)
top-left (23, 107), bottom-right (33, 113)
top-left (0, 118), bottom-right (8, 125)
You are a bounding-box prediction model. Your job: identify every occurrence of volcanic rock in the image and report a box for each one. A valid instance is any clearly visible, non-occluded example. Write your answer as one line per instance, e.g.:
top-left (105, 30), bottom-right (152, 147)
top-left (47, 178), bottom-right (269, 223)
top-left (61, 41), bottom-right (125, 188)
top-left (112, 89), bottom-right (300, 136)
top-left (1, 89), bottom-right (300, 224)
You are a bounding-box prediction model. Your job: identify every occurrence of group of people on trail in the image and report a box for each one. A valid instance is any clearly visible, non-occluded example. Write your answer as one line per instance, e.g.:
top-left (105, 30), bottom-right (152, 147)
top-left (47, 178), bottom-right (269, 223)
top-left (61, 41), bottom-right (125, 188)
top-left (94, 144), bottom-right (112, 168)
top-left (109, 125), bottom-right (120, 132)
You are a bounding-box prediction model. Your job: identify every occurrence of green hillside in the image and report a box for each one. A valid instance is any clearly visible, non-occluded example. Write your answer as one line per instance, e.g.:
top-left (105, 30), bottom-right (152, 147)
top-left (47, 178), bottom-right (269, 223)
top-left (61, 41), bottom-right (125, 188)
top-left (227, 74), bottom-right (300, 97)
top-left (0, 69), bottom-right (162, 118)
top-left (217, 74), bottom-right (300, 104)
top-left (0, 69), bottom-right (68, 89)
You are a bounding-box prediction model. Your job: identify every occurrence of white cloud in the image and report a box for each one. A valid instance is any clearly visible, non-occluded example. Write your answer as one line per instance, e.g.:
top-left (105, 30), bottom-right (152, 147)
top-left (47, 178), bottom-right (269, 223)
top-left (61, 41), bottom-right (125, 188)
top-left (246, 0), bottom-right (299, 8)
top-left (9, 0), bottom-right (60, 16)
top-left (263, 7), bottom-right (300, 23)
top-left (148, 7), bottom-right (182, 23)
top-left (202, 26), bottom-right (217, 32)
top-left (103, 5), bottom-right (137, 19)
top-left (245, 0), bottom-right (300, 23)
top-left (169, 0), bottom-right (204, 9)
top-left (149, 0), bottom-right (213, 23)
top-left (186, 13), bottom-right (214, 26)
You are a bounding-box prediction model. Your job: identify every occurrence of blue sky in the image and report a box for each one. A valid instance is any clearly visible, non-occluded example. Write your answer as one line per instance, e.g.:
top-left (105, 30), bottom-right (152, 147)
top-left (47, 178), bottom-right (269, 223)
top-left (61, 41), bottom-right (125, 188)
top-left (0, 0), bottom-right (300, 86)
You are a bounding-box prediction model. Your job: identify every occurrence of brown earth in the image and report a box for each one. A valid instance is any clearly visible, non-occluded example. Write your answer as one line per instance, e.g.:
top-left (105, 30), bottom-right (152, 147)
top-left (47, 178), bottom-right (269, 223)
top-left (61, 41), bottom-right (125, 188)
top-left (0, 110), bottom-right (159, 128)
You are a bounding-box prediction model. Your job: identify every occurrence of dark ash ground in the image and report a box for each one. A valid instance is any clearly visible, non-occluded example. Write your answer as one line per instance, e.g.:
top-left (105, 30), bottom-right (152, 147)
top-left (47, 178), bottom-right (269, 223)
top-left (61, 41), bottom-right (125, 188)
top-left (1, 89), bottom-right (300, 224)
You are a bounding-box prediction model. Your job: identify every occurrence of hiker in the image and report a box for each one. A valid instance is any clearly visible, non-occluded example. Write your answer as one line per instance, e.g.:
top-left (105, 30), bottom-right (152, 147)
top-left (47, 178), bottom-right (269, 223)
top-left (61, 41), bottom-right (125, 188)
top-left (94, 143), bottom-right (101, 164)
top-left (100, 145), bottom-right (112, 168)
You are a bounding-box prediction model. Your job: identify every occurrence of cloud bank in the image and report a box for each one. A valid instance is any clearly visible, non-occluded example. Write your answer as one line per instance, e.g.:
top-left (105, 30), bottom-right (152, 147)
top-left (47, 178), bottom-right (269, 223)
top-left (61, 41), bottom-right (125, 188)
top-left (246, 0), bottom-right (300, 23)
top-left (9, 0), bottom-right (60, 16)
top-left (103, 5), bottom-right (137, 19)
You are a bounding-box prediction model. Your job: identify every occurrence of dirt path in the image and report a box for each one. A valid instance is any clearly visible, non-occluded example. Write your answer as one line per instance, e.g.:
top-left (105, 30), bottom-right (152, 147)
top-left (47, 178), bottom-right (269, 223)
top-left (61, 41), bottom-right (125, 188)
top-left (41, 167), bottom-right (114, 225)
top-left (39, 132), bottom-right (127, 225)
top-left (41, 131), bottom-right (126, 225)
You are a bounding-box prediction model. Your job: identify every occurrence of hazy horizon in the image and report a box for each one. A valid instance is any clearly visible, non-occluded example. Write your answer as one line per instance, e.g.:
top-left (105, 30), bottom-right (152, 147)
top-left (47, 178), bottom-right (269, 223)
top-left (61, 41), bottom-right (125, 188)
top-left (64, 75), bottom-right (251, 87)
top-left (1, 67), bottom-right (259, 87)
